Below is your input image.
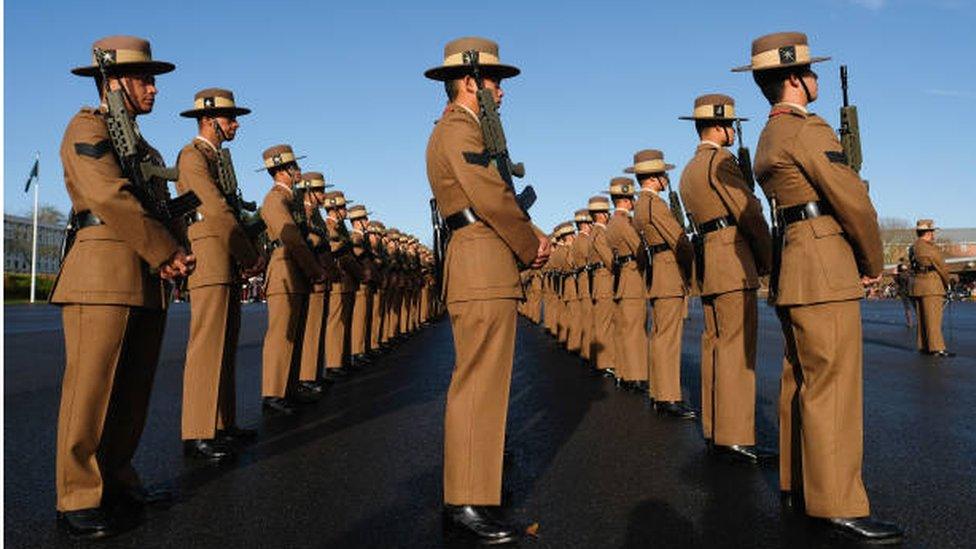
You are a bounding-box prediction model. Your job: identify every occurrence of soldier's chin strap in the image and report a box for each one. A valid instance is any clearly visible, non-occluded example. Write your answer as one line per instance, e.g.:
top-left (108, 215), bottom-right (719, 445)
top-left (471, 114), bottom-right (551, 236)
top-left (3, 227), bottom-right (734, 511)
top-left (796, 66), bottom-right (813, 103)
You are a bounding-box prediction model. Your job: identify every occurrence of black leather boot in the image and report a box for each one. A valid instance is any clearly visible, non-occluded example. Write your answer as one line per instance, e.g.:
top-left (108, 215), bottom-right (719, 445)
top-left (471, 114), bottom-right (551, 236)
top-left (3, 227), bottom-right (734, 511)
top-left (443, 505), bottom-right (519, 545)
top-left (57, 508), bottom-right (116, 540)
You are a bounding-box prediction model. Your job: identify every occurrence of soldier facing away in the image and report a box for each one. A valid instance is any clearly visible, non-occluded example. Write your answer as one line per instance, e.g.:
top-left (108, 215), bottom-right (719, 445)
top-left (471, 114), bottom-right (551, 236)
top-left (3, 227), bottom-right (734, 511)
top-left (909, 219), bottom-right (954, 357)
top-left (737, 31), bottom-right (903, 543)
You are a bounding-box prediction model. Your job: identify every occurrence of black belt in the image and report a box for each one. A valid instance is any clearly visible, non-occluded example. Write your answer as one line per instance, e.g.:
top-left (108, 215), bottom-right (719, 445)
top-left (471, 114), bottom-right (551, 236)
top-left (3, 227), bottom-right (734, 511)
top-left (913, 266), bottom-right (936, 273)
top-left (267, 240), bottom-right (282, 252)
top-left (779, 201), bottom-right (827, 226)
top-left (589, 262), bottom-right (605, 270)
top-left (647, 243), bottom-right (670, 254)
top-left (74, 210), bottom-right (104, 229)
top-left (616, 254), bottom-right (635, 265)
top-left (699, 215), bottom-right (736, 234)
top-left (444, 208), bottom-right (480, 231)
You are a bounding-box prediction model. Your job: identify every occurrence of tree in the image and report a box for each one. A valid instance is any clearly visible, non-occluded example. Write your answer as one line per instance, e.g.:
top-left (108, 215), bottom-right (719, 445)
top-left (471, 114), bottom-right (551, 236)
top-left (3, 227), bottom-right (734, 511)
top-left (878, 217), bottom-right (914, 265)
top-left (34, 204), bottom-right (67, 227)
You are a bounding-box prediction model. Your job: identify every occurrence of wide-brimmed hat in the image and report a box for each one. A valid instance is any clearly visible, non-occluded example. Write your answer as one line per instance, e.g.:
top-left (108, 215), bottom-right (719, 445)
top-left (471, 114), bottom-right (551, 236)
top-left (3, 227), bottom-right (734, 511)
top-left (678, 94), bottom-right (748, 122)
top-left (323, 191), bottom-right (349, 209)
top-left (367, 221), bottom-right (386, 235)
top-left (348, 204), bottom-right (371, 221)
top-left (295, 172), bottom-right (331, 191)
top-left (424, 36), bottom-right (520, 82)
top-left (607, 177), bottom-right (637, 197)
top-left (623, 150), bottom-right (674, 175)
top-left (574, 209), bottom-right (593, 224)
top-left (72, 35), bottom-right (175, 77)
top-left (732, 31), bottom-right (831, 73)
top-left (180, 88), bottom-right (251, 118)
top-left (259, 144), bottom-right (306, 172)
top-left (588, 195), bottom-right (611, 212)
top-left (553, 223), bottom-right (574, 239)
top-left (916, 219), bottom-right (937, 232)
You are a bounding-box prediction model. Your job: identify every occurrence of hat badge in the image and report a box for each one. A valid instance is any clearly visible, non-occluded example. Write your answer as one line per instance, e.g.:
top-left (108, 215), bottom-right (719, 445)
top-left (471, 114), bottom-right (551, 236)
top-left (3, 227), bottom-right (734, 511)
top-left (203, 97), bottom-right (215, 108)
top-left (272, 154), bottom-right (283, 165)
top-left (779, 46), bottom-right (797, 64)
top-left (714, 104), bottom-right (725, 117)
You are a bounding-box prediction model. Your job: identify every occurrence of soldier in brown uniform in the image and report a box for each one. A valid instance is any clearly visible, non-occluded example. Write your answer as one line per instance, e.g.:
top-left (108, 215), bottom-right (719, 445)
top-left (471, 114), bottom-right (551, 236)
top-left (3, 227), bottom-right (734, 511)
top-left (348, 205), bottom-right (376, 364)
top-left (737, 31), bottom-right (902, 541)
top-left (53, 35), bottom-right (196, 538)
top-left (260, 146), bottom-right (327, 416)
top-left (367, 221), bottom-right (388, 352)
top-left (604, 177), bottom-right (648, 391)
top-left (543, 234), bottom-right (561, 337)
top-left (322, 191), bottom-right (362, 379)
top-left (677, 96), bottom-right (775, 458)
top-left (629, 151), bottom-right (697, 418)
top-left (555, 223), bottom-right (578, 349)
top-left (425, 36), bottom-right (550, 542)
top-left (909, 219), bottom-right (954, 357)
top-left (588, 196), bottom-right (618, 378)
top-left (572, 209), bottom-right (595, 365)
top-left (177, 88), bottom-right (265, 462)
top-left (297, 173), bottom-right (338, 393)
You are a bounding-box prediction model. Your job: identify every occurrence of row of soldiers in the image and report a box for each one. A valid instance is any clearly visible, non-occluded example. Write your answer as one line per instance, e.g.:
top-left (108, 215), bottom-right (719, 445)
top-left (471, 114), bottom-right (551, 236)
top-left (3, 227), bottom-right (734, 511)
top-left (501, 31), bottom-right (908, 545)
top-left (50, 35), bottom-right (440, 539)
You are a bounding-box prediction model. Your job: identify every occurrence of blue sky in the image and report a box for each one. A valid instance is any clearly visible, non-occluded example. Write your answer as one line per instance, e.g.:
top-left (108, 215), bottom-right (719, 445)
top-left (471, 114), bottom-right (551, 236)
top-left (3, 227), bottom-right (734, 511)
top-left (5, 0), bottom-right (975, 243)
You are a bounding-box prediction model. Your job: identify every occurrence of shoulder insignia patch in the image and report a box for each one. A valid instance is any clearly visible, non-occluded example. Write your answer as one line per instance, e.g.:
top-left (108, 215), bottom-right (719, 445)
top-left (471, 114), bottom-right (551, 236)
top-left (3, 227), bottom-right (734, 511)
top-left (74, 139), bottom-right (113, 159)
top-left (462, 150), bottom-right (491, 167)
top-left (825, 151), bottom-right (847, 164)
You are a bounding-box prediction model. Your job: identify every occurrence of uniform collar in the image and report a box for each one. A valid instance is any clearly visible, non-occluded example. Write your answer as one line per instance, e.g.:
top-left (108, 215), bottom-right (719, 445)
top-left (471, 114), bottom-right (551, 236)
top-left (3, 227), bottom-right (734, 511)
top-left (698, 140), bottom-right (724, 150)
top-left (194, 135), bottom-right (218, 152)
top-left (273, 182), bottom-right (293, 196)
top-left (772, 102), bottom-right (809, 116)
top-left (453, 102), bottom-right (480, 125)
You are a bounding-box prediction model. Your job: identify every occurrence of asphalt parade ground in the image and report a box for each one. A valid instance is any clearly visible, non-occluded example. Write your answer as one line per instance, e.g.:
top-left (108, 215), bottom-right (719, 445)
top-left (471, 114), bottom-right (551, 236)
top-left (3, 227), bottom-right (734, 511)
top-left (4, 300), bottom-right (976, 548)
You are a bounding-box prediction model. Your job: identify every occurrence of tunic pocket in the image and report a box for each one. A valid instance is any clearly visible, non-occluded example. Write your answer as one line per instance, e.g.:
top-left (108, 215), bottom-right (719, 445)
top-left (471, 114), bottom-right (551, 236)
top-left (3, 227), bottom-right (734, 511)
top-left (809, 216), bottom-right (861, 292)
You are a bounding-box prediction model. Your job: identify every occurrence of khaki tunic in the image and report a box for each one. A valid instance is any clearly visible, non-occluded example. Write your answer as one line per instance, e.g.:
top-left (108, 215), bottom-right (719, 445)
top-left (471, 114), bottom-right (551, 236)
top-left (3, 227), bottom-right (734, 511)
top-left (426, 103), bottom-right (537, 505)
top-left (754, 103), bottom-right (882, 518)
top-left (572, 232), bottom-right (594, 360)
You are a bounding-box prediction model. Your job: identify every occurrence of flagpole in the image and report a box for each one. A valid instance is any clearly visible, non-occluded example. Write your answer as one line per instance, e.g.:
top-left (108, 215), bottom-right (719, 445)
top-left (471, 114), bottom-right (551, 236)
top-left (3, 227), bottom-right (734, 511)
top-left (29, 152), bottom-right (39, 304)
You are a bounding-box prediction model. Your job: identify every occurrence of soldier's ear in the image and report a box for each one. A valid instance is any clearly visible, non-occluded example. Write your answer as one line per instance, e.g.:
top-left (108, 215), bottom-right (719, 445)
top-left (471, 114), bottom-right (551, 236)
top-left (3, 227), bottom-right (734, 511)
top-left (462, 75), bottom-right (479, 94)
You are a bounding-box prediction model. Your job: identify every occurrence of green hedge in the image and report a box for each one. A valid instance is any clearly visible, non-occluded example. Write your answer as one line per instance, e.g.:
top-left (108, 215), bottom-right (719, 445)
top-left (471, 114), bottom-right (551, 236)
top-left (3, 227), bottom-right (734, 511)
top-left (4, 273), bottom-right (56, 301)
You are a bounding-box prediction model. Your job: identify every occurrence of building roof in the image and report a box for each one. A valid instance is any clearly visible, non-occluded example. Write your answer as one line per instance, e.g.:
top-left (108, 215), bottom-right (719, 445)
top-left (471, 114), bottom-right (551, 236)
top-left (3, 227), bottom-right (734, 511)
top-left (4, 213), bottom-right (65, 231)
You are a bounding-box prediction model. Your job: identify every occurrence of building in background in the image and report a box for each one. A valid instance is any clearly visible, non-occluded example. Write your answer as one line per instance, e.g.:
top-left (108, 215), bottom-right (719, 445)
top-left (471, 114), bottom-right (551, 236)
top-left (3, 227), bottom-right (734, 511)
top-left (4, 214), bottom-right (64, 274)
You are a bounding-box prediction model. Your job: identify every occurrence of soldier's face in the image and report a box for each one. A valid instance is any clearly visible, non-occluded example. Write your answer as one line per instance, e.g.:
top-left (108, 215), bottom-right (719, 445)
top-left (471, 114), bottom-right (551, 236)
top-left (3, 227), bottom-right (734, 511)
top-left (215, 116), bottom-right (239, 141)
top-left (463, 75), bottom-right (504, 106)
top-left (113, 74), bottom-right (157, 114)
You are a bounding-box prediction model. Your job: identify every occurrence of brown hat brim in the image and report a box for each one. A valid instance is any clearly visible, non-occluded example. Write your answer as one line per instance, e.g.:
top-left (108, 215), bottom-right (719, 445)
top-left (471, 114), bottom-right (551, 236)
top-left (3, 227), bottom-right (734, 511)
top-left (730, 56), bottom-right (830, 73)
top-left (71, 60), bottom-right (176, 77)
top-left (424, 63), bottom-right (520, 82)
top-left (623, 164), bottom-right (676, 174)
top-left (179, 106), bottom-right (252, 118)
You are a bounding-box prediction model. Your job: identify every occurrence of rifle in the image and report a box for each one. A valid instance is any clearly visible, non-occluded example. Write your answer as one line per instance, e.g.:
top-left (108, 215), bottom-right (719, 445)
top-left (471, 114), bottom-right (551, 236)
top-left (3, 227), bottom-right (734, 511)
top-left (212, 121), bottom-right (265, 238)
top-left (637, 231), bottom-right (654, 290)
top-left (839, 65), bottom-right (864, 175)
top-left (768, 195), bottom-right (782, 304)
top-left (430, 198), bottom-right (447, 295)
top-left (462, 50), bottom-right (536, 214)
top-left (734, 119), bottom-right (756, 191)
top-left (93, 48), bottom-right (200, 223)
top-left (666, 176), bottom-right (688, 233)
top-left (686, 212), bottom-right (704, 288)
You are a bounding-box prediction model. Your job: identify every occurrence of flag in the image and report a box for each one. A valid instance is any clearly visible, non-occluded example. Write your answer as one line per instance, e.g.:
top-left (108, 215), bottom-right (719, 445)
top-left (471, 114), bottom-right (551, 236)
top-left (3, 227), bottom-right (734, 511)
top-left (24, 158), bottom-right (39, 193)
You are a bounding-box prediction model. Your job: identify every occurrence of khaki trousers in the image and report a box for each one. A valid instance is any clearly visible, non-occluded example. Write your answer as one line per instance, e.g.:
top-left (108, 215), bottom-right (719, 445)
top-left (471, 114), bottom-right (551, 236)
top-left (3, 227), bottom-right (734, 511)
top-left (183, 284), bottom-right (241, 439)
top-left (778, 300), bottom-right (870, 518)
top-left (543, 294), bottom-right (556, 334)
top-left (262, 293), bottom-right (307, 397)
top-left (613, 298), bottom-right (647, 381)
top-left (649, 297), bottom-right (684, 401)
top-left (700, 290), bottom-right (757, 445)
top-left (351, 286), bottom-right (371, 355)
top-left (57, 304), bottom-right (165, 511)
top-left (370, 289), bottom-right (383, 349)
top-left (592, 297), bottom-right (616, 370)
top-left (326, 291), bottom-right (355, 369)
top-left (300, 291), bottom-right (327, 381)
top-left (914, 296), bottom-right (946, 352)
top-left (557, 298), bottom-right (569, 343)
top-left (444, 299), bottom-right (517, 505)
top-left (579, 296), bottom-right (593, 360)
top-left (566, 299), bottom-right (582, 352)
